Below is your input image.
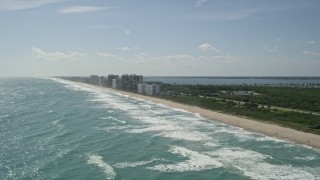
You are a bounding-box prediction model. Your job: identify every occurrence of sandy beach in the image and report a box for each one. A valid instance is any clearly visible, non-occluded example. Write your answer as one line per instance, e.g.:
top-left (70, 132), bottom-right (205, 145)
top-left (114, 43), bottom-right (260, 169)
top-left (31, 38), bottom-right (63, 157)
top-left (67, 80), bottom-right (320, 149)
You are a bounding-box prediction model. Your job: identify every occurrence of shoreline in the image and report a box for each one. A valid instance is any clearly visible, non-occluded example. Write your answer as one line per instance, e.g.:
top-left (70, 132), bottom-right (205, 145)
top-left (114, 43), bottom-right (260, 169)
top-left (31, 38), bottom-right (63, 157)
top-left (62, 80), bottom-right (320, 149)
top-left (114, 89), bottom-right (320, 149)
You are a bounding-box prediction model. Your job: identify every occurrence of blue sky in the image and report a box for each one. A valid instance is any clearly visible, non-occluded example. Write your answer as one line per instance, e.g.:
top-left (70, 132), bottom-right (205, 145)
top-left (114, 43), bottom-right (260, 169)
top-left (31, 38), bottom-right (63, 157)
top-left (0, 0), bottom-right (319, 76)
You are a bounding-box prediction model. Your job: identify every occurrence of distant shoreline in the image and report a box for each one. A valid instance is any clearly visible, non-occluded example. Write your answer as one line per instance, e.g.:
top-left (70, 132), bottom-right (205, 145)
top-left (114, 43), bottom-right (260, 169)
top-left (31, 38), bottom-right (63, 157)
top-left (58, 79), bottom-right (320, 149)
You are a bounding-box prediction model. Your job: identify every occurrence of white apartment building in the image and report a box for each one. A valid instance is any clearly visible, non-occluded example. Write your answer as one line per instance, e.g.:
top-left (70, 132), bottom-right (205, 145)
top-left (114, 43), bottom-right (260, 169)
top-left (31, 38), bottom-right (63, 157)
top-left (137, 83), bottom-right (146, 94)
top-left (145, 84), bottom-right (160, 96)
top-left (112, 78), bottom-right (122, 89)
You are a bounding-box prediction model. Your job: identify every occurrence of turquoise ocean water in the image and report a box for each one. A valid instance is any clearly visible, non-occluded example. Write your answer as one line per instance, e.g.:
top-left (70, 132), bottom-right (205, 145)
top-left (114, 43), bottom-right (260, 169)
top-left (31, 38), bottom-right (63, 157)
top-left (1, 78), bottom-right (320, 180)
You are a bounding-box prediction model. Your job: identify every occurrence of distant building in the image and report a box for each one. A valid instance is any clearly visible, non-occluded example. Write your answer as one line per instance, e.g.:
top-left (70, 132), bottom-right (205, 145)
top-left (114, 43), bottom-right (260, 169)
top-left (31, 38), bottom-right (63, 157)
top-left (107, 74), bottom-right (119, 87)
top-left (121, 74), bottom-right (143, 92)
top-left (112, 78), bottom-right (122, 89)
top-left (88, 75), bottom-right (106, 86)
top-left (137, 83), bottom-right (146, 94)
top-left (99, 76), bottom-right (106, 86)
top-left (138, 83), bottom-right (161, 96)
top-left (90, 75), bottom-right (100, 85)
top-left (232, 91), bottom-right (253, 96)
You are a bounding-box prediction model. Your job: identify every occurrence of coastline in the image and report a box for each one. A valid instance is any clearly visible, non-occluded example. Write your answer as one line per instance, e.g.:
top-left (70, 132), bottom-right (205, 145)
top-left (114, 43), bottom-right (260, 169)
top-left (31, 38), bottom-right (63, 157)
top-left (64, 80), bottom-right (320, 149)
top-left (114, 90), bottom-right (320, 149)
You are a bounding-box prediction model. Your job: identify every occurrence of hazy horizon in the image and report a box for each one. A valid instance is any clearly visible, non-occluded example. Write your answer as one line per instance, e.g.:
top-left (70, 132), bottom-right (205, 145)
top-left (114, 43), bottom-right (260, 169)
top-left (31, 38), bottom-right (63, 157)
top-left (1, 0), bottom-right (320, 76)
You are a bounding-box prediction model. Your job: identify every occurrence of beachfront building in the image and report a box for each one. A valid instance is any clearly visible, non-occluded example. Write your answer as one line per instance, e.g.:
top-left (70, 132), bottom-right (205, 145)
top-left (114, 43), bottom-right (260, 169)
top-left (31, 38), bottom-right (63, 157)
top-left (112, 78), bottom-right (122, 89)
top-left (89, 75), bottom-right (106, 86)
top-left (100, 76), bottom-right (107, 86)
top-left (146, 84), bottom-right (160, 96)
top-left (89, 75), bottom-right (100, 85)
top-left (107, 74), bottom-right (119, 87)
top-left (137, 83), bottom-right (146, 94)
top-left (139, 84), bottom-right (160, 96)
top-left (121, 74), bottom-right (143, 92)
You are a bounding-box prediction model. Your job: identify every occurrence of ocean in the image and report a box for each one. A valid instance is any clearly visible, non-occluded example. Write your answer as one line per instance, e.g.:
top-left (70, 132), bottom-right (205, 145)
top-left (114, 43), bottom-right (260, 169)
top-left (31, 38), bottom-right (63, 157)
top-left (1, 77), bottom-right (319, 180)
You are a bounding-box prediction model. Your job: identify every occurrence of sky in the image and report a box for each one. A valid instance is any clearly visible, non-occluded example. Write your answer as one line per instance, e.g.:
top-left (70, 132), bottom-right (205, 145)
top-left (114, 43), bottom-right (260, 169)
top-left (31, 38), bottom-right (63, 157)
top-left (0, 0), bottom-right (320, 77)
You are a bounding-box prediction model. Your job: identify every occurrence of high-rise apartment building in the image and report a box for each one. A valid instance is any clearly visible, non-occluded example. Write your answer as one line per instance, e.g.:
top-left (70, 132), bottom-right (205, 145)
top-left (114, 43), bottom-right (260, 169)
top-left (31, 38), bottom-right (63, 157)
top-left (121, 74), bottom-right (143, 92)
top-left (107, 74), bottom-right (119, 87)
top-left (145, 84), bottom-right (160, 96)
top-left (112, 78), bottom-right (122, 89)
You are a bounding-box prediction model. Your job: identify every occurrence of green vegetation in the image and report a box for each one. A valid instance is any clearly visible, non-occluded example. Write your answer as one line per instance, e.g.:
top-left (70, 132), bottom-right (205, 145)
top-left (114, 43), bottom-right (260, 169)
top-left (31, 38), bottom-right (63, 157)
top-left (161, 84), bottom-right (320, 135)
top-left (162, 84), bottom-right (320, 112)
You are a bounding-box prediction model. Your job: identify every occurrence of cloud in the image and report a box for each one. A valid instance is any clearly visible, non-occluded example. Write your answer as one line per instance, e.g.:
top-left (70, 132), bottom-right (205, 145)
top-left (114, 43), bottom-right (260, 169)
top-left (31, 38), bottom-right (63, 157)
top-left (0, 0), bottom-right (64, 11)
top-left (211, 55), bottom-right (238, 61)
top-left (157, 54), bottom-right (196, 62)
top-left (125, 29), bottom-right (130, 35)
top-left (59, 6), bottom-right (107, 14)
top-left (130, 53), bottom-right (150, 64)
top-left (116, 47), bottom-right (132, 51)
top-left (32, 47), bottom-right (87, 61)
top-left (199, 55), bottom-right (238, 61)
top-left (306, 40), bottom-right (315, 44)
top-left (193, 8), bottom-right (269, 21)
top-left (117, 47), bottom-right (131, 51)
top-left (116, 46), bottom-right (138, 51)
top-left (198, 43), bottom-right (220, 52)
top-left (97, 52), bottom-right (124, 61)
top-left (264, 47), bottom-right (278, 53)
top-left (195, 0), bottom-right (209, 7)
top-left (302, 50), bottom-right (320, 56)
top-left (156, 54), bottom-right (237, 62)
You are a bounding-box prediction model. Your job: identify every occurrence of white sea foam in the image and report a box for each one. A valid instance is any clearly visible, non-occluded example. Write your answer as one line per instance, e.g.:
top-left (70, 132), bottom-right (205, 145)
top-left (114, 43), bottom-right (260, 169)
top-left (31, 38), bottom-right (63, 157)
top-left (160, 131), bottom-right (212, 141)
top-left (126, 109), bottom-right (214, 142)
top-left (294, 156), bottom-right (316, 161)
top-left (212, 125), bottom-right (289, 144)
top-left (107, 100), bottom-right (138, 111)
top-left (299, 144), bottom-right (314, 149)
top-left (128, 124), bottom-right (182, 133)
top-left (172, 115), bottom-right (202, 122)
top-left (98, 117), bottom-right (108, 120)
top-left (213, 126), bottom-right (253, 138)
top-left (193, 113), bottom-right (205, 120)
top-left (87, 155), bottom-right (116, 180)
top-left (52, 119), bottom-right (65, 131)
top-left (204, 142), bottom-right (220, 147)
top-left (243, 162), bottom-right (315, 180)
top-left (102, 125), bottom-right (133, 131)
top-left (207, 147), bottom-right (271, 161)
top-left (130, 115), bottom-right (170, 124)
top-left (107, 116), bottom-right (126, 124)
top-left (113, 159), bottom-right (165, 168)
top-left (148, 146), bottom-right (223, 172)
top-left (113, 161), bottom-right (152, 168)
top-left (260, 145), bottom-right (285, 149)
top-left (205, 147), bottom-right (317, 180)
top-left (282, 144), bottom-right (295, 148)
top-left (255, 136), bottom-right (287, 143)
